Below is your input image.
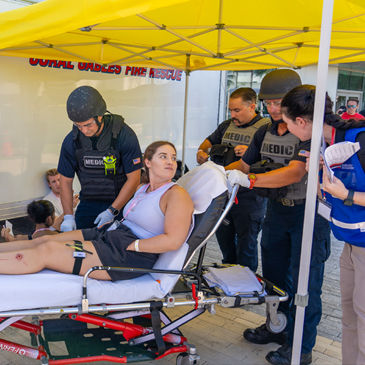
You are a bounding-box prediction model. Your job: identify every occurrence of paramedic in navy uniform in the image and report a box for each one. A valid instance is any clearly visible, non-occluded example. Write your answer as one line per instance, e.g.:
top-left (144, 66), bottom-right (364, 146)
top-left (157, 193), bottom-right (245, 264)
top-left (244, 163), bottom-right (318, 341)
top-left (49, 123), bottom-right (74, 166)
top-left (58, 86), bottom-right (142, 231)
top-left (196, 88), bottom-right (269, 272)
top-left (225, 70), bottom-right (330, 365)
top-left (281, 84), bottom-right (365, 365)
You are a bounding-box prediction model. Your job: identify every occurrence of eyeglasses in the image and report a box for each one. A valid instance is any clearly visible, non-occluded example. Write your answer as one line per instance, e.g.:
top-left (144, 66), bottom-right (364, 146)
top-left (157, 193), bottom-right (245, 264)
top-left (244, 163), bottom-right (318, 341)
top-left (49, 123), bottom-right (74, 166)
top-left (263, 101), bottom-right (282, 108)
top-left (73, 119), bottom-right (96, 129)
top-left (347, 105), bottom-right (357, 109)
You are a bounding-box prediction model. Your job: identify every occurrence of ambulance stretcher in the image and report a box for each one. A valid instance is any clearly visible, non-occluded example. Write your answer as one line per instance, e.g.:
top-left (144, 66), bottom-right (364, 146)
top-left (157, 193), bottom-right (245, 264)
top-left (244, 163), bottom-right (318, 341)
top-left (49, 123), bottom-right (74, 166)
top-left (0, 163), bottom-right (288, 365)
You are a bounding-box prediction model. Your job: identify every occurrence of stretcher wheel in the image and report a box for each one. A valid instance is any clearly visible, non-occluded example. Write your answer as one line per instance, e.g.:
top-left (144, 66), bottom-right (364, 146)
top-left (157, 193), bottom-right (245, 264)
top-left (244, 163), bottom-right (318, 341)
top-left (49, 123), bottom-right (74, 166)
top-left (266, 311), bottom-right (287, 334)
top-left (176, 352), bottom-right (200, 365)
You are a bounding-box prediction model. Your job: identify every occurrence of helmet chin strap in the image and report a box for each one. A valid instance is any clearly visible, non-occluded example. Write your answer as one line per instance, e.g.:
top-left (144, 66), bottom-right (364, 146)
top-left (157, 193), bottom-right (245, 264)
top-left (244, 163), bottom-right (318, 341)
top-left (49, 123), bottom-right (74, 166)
top-left (89, 116), bottom-right (103, 137)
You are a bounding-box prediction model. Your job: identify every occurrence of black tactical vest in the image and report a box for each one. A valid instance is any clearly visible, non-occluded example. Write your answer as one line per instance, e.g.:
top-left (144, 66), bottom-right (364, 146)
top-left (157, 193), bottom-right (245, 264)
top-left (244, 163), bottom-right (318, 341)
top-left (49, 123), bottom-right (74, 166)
top-left (258, 123), bottom-right (307, 200)
top-left (210, 116), bottom-right (270, 166)
top-left (73, 114), bottom-right (127, 201)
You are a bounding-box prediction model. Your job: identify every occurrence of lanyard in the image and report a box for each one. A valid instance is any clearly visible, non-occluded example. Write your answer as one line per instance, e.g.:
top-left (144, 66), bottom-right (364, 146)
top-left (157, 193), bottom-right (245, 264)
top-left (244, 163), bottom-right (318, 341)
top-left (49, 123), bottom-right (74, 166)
top-left (331, 127), bottom-right (335, 146)
top-left (122, 181), bottom-right (171, 220)
top-left (33, 228), bottom-right (51, 234)
top-left (322, 127), bottom-right (336, 200)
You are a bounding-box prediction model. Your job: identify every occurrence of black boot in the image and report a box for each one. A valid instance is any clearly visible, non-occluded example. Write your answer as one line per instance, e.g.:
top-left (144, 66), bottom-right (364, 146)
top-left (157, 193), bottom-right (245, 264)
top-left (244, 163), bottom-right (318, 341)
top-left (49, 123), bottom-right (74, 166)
top-left (265, 344), bottom-right (312, 365)
top-left (243, 324), bottom-right (287, 345)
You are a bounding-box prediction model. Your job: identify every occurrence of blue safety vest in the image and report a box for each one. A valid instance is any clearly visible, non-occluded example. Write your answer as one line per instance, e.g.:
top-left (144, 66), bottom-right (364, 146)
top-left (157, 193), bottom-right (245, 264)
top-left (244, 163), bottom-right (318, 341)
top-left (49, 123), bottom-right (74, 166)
top-left (325, 127), bottom-right (365, 247)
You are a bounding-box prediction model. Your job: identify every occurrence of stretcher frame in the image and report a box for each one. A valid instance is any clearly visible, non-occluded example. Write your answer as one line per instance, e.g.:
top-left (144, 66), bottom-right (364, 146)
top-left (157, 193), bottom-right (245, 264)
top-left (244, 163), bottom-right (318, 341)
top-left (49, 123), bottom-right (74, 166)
top-left (0, 184), bottom-right (288, 365)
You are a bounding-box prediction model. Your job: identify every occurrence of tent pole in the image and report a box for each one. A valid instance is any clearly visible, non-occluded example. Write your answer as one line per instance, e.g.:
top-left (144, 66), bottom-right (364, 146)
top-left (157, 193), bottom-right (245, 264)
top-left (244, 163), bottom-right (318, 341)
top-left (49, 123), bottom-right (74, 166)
top-left (291, 0), bottom-right (334, 364)
top-left (181, 55), bottom-right (190, 176)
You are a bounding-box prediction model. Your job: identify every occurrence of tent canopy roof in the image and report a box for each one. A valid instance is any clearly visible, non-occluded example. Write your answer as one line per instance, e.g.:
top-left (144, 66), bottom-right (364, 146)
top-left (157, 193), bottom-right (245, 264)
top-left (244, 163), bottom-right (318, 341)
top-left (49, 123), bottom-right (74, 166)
top-left (1, 0), bottom-right (365, 71)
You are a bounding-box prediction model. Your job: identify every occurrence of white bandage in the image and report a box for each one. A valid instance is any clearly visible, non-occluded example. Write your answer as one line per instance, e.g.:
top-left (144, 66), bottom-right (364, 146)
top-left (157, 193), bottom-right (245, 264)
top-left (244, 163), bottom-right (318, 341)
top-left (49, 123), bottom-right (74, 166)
top-left (134, 240), bottom-right (141, 252)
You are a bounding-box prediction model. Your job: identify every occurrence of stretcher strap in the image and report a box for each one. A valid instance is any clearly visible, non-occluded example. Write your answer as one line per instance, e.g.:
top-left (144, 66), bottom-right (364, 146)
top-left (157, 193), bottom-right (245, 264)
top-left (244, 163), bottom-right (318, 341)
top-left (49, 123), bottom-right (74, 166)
top-left (150, 302), bottom-right (165, 356)
top-left (72, 240), bottom-right (85, 275)
top-left (0, 316), bottom-right (25, 331)
top-left (133, 307), bottom-right (205, 345)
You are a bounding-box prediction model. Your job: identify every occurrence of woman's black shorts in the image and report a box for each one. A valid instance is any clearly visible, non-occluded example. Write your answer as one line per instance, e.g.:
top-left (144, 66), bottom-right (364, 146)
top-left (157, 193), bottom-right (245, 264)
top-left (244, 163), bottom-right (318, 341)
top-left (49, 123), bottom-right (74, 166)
top-left (82, 224), bottom-right (158, 282)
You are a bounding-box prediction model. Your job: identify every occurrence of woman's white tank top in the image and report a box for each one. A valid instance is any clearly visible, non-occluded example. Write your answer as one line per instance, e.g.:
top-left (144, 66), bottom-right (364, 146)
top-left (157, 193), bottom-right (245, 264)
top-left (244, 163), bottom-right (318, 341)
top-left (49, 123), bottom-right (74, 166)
top-left (122, 181), bottom-right (176, 239)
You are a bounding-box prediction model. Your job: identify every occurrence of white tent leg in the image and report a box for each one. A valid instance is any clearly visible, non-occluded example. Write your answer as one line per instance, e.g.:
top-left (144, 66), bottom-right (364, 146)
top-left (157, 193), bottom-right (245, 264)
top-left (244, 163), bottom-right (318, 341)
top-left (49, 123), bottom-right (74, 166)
top-left (291, 0), bottom-right (334, 364)
top-left (181, 57), bottom-right (190, 176)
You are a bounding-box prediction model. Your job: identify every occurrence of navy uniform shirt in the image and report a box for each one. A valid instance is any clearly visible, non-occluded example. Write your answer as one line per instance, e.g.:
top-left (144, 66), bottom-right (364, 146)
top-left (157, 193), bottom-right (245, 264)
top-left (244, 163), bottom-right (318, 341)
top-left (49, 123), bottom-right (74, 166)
top-left (58, 117), bottom-right (142, 179)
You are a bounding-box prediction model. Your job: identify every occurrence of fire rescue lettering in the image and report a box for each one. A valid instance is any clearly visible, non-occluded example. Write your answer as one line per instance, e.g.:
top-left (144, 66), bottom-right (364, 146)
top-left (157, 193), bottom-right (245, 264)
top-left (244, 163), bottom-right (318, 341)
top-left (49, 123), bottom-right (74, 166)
top-left (261, 143), bottom-right (293, 156)
top-left (29, 59), bottom-right (182, 81)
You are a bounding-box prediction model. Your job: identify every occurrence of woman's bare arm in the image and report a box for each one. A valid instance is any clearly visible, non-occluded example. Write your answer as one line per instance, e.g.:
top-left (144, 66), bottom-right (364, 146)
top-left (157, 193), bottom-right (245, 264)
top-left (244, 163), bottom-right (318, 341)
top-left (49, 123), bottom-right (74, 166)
top-left (127, 186), bottom-right (194, 253)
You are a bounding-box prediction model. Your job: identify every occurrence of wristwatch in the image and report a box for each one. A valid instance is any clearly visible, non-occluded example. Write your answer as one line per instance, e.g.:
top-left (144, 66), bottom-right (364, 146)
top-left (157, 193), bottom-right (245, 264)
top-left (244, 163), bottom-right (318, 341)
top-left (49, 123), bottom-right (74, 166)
top-left (108, 205), bottom-right (120, 216)
top-left (248, 173), bottom-right (257, 189)
top-left (343, 189), bottom-right (355, 206)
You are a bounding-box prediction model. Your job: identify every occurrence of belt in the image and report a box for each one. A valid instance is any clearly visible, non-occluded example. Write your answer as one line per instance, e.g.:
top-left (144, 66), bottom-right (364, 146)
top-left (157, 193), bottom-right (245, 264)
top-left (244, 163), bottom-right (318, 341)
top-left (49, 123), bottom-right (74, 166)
top-left (276, 198), bottom-right (305, 206)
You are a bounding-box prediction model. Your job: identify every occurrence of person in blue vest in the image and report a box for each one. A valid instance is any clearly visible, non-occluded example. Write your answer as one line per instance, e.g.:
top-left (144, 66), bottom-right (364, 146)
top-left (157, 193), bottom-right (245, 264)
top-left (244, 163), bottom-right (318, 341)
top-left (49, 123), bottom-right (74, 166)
top-left (225, 70), bottom-right (331, 365)
top-left (281, 84), bottom-right (365, 365)
top-left (58, 86), bottom-right (142, 231)
top-left (197, 88), bottom-right (270, 272)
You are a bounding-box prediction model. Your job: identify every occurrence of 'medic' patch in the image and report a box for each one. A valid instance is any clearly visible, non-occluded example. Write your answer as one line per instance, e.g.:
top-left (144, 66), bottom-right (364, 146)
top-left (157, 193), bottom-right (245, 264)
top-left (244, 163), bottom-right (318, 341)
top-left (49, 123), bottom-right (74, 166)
top-left (84, 156), bottom-right (104, 168)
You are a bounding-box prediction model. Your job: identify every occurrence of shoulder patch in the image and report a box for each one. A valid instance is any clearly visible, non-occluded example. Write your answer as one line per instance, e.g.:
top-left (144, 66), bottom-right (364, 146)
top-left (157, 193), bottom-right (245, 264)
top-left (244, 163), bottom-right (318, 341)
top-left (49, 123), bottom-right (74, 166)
top-left (133, 158), bottom-right (141, 164)
top-left (298, 150), bottom-right (310, 158)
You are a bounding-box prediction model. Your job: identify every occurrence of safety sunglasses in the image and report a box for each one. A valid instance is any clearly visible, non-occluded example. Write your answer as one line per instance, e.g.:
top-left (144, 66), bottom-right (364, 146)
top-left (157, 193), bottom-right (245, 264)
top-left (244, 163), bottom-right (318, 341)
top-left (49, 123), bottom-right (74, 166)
top-left (73, 118), bottom-right (97, 129)
top-left (263, 101), bottom-right (281, 108)
top-left (347, 105), bottom-right (357, 108)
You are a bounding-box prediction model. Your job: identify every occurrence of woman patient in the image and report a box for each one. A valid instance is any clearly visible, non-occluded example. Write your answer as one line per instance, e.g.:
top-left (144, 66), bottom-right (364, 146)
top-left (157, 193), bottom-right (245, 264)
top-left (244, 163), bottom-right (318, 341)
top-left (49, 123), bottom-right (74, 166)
top-left (0, 141), bottom-right (194, 281)
top-left (1, 200), bottom-right (60, 241)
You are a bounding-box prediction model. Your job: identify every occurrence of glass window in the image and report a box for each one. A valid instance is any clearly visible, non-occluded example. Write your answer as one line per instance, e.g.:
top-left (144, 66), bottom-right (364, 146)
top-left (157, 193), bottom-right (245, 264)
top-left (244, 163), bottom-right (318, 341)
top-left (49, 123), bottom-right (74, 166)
top-left (349, 71), bottom-right (364, 91)
top-left (338, 70), bottom-right (350, 90)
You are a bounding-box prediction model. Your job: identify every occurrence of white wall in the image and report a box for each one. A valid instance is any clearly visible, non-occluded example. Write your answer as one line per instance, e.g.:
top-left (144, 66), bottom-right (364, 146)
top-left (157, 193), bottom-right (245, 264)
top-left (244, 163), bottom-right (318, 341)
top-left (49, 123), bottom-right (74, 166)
top-left (296, 65), bottom-right (339, 108)
top-left (0, 56), bottom-right (221, 218)
top-left (0, 1), bottom-right (24, 12)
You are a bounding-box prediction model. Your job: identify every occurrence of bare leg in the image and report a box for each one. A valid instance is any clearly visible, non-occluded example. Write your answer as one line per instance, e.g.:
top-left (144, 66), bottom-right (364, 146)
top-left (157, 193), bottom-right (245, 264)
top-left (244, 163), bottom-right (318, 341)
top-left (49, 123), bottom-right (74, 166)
top-left (0, 239), bottom-right (111, 280)
top-left (0, 230), bottom-right (84, 253)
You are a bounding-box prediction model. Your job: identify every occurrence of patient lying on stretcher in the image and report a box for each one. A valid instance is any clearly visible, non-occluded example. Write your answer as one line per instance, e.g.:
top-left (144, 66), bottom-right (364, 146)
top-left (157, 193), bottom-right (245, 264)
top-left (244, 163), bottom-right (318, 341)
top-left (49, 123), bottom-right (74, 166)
top-left (0, 141), bottom-right (194, 282)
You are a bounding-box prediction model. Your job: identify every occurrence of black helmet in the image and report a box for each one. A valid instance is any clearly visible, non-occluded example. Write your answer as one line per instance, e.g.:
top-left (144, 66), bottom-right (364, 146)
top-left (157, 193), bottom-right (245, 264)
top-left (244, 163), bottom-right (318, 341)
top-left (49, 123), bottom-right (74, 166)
top-left (67, 86), bottom-right (107, 123)
top-left (258, 69), bottom-right (302, 100)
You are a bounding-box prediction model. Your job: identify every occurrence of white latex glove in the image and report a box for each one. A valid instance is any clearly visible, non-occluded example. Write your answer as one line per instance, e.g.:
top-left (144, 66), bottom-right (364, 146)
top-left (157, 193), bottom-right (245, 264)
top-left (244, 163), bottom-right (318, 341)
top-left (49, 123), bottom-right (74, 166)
top-left (61, 214), bottom-right (76, 232)
top-left (226, 170), bottom-right (250, 188)
top-left (94, 209), bottom-right (114, 227)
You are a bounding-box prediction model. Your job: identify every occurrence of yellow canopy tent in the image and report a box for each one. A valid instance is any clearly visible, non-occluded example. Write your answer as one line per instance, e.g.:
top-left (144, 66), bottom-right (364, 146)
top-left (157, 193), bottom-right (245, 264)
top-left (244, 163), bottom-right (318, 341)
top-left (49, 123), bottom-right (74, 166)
top-left (0, 0), bottom-right (365, 71)
top-left (1, 1), bottom-right (365, 364)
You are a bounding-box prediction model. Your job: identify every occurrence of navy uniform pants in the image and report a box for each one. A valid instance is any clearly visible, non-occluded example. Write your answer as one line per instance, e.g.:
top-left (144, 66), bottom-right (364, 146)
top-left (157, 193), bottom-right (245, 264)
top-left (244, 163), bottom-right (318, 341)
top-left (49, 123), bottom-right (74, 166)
top-left (75, 199), bottom-right (124, 229)
top-left (261, 199), bottom-right (331, 354)
top-left (215, 189), bottom-right (267, 272)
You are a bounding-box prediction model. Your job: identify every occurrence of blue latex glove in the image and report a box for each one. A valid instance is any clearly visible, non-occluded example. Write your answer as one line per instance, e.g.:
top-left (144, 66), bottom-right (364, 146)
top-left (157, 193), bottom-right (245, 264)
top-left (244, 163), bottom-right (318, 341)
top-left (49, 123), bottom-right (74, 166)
top-left (61, 214), bottom-right (76, 232)
top-left (94, 208), bottom-right (114, 227)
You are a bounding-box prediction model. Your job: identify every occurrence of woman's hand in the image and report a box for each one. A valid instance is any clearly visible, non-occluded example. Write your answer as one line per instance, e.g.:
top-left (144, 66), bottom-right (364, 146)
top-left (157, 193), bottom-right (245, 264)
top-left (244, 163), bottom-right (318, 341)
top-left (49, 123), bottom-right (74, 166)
top-left (1, 227), bottom-right (10, 238)
top-left (322, 166), bottom-right (348, 200)
top-left (126, 240), bottom-right (137, 251)
top-left (1, 227), bottom-right (14, 242)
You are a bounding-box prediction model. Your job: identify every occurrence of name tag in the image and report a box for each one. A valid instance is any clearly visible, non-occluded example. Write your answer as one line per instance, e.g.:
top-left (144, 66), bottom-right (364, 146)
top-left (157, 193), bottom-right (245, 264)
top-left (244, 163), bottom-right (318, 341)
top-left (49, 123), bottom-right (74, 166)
top-left (84, 156), bottom-right (104, 168)
top-left (318, 198), bottom-right (332, 221)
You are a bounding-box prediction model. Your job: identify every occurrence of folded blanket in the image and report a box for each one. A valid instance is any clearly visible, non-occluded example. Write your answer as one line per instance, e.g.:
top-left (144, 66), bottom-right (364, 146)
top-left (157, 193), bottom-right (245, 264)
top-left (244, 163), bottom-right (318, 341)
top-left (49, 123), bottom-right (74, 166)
top-left (203, 265), bottom-right (262, 296)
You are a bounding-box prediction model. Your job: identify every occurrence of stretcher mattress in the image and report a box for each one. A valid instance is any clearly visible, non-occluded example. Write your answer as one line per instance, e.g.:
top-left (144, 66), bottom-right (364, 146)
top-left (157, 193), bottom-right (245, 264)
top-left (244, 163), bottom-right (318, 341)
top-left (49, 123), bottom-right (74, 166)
top-left (0, 162), bottom-right (229, 313)
top-left (0, 243), bottom-right (188, 312)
